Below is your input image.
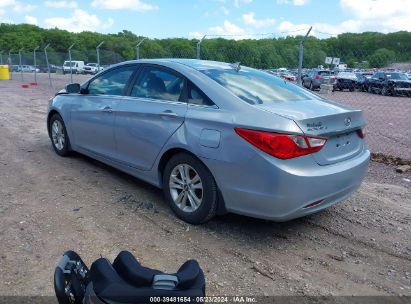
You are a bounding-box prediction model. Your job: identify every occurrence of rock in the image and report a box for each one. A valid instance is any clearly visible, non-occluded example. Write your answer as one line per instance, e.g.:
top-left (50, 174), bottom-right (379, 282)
top-left (328, 254), bottom-right (345, 261)
top-left (396, 165), bottom-right (411, 173)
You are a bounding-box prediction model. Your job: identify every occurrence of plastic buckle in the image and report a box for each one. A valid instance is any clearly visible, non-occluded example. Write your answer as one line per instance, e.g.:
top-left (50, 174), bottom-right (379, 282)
top-left (152, 274), bottom-right (179, 290)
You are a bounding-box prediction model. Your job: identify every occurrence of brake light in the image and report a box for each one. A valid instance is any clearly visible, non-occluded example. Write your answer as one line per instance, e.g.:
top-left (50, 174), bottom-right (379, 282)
top-left (235, 128), bottom-right (327, 159)
top-left (356, 129), bottom-right (365, 138)
top-left (315, 75), bottom-right (321, 80)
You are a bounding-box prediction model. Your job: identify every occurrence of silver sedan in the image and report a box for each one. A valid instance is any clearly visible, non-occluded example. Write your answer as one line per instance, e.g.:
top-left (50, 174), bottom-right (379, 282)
top-left (47, 59), bottom-right (370, 224)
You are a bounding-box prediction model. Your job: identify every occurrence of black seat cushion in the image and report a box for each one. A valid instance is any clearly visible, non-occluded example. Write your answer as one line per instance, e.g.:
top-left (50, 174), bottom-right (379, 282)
top-left (113, 251), bottom-right (161, 287)
top-left (175, 260), bottom-right (201, 289)
top-left (113, 251), bottom-right (201, 290)
top-left (90, 256), bottom-right (205, 303)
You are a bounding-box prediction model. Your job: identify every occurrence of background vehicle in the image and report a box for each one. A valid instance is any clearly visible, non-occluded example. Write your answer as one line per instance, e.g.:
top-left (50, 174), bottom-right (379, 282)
top-left (38, 64), bottom-right (58, 73)
top-left (84, 63), bottom-right (104, 75)
top-left (302, 70), bottom-right (335, 90)
top-left (368, 71), bottom-right (411, 96)
top-left (355, 72), bottom-right (373, 92)
top-left (62, 60), bottom-right (85, 74)
top-left (47, 59), bottom-right (369, 224)
top-left (334, 71), bottom-right (358, 91)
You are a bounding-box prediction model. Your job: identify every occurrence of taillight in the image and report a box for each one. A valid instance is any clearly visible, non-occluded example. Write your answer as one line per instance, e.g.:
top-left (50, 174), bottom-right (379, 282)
top-left (356, 129), bottom-right (365, 138)
top-left (234, 128), bottom-right (327, 160)
top-left (315, 75), bottom-right (321, 80)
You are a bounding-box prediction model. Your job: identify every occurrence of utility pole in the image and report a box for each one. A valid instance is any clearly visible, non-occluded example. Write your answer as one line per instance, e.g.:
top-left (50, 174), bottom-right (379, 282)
top-left (33, 46), bottom-right (39, 83)
top-left (19, 48), bottom-right (24, 81)
top-left (96, 41), bottom-right (104, 72)
top-left (135, 38), bottom-right (147, 60)
top-left (8, 50), bottom-right (13, 80)
top-left (196, 35), bottom-right (207, 60)
top-left (44, 44), bottom-right (52, 87)
top-left (297, 26), bottom-right (312, 86)
top-left (68, 43), bottom-right (75, 83)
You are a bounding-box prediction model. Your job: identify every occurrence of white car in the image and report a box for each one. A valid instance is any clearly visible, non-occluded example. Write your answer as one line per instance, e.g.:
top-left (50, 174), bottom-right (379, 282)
top-left (83, 63), bottom-right (104, 75)
top-left (63, 61), bottom-right (85, 74)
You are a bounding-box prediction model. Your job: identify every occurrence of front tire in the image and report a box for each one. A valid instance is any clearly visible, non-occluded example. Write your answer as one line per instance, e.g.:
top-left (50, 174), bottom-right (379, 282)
top-left (49, 114), bottom-right (71, 157)
top-left (163, 153), bottom-right (218, 225)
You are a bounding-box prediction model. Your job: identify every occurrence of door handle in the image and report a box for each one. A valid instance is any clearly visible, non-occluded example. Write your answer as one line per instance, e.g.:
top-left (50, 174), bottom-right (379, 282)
top-left (101, 106), bottom-right (113, 113)
top-left (160, 110), bottom-right (178, 118)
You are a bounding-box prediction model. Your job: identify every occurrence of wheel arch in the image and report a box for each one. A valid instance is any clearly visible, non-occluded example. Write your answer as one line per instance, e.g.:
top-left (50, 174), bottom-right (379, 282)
top-left (47, 109), bottom-right (61, 137)
top-left (157, 147), bottom-right (227, 215)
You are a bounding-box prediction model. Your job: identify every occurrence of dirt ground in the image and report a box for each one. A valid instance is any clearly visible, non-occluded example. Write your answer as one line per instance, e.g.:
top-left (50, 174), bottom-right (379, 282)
top-left (0, 77), bottom-right (410, 299)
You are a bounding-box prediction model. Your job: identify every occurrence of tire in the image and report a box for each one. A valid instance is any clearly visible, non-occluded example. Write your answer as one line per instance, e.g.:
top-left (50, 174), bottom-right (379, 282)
top-left (49, 113), bottom-right (72, 157)
top-left (163, 153), bottom-right (218, 225)
top-left (381, 86), bottom-right (388, 96)
top-left (309, 82), bottom-right (314, 91)
top-left (368, 86), bottom-right (373, 94)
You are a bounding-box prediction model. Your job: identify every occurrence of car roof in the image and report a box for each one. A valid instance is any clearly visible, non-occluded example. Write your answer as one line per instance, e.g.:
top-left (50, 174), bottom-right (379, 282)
top-left (119, 58), bottom-right (245, 72)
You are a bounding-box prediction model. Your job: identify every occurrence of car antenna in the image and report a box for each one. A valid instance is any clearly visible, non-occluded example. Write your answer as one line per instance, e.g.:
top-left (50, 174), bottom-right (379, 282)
top-left (230, 62), bottom-right (241, 72)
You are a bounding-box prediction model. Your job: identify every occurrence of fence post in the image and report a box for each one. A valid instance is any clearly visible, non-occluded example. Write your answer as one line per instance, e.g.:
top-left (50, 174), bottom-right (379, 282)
top-left (68, 43), bottom-right (75, 83)
top-left (19, 48), bottom-right (24, 82)
top-left (196, 35), bottom-right (207, 60)
top-left (135, 38), bottom-right (147, 60)
top-left (33, 46), bottom-right (39, 84)
top-left (297, 26), bottom-right (312, 86)
top-left (8, 50), bottom-right (12, 80)
top-left (96, 41), bottom-right (104, 72)
top-left (44, 44), bottom-right (52, 87)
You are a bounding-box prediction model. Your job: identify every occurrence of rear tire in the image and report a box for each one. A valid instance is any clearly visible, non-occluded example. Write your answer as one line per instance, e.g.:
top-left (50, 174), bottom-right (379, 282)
top-left (163, 153), bottom-right (218, 225)
top-left (309, 82), bottom-right (314, 91)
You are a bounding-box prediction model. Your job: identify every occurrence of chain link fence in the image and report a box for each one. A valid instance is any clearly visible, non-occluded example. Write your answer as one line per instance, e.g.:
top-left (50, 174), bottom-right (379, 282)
top-left (2, 40), bottom-right (410, 161)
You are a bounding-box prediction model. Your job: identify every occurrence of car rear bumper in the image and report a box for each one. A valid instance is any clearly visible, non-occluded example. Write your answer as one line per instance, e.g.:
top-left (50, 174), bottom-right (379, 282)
top-left (203, 147), bottom-right (370, 221)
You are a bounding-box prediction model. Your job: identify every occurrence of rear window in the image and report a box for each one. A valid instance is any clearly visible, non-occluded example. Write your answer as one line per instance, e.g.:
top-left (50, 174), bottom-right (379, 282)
top-left (386, 73), bottom-right (407, 80)
top-left (318, 71), bottom-right (331, 76)
top-left (201, 67), bottom-right (317, 104)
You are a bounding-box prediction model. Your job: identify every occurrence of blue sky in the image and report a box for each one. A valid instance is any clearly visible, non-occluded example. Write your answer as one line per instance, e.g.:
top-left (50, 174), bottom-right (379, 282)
top-left (1, 0), bottom-right (410, 39)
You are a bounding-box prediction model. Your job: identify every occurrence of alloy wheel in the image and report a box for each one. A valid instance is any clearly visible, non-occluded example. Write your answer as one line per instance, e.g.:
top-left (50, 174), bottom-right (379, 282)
top-left (51, 120), bottom-right (65, 151)
top-left (169, 164), bottom-right (203, 213)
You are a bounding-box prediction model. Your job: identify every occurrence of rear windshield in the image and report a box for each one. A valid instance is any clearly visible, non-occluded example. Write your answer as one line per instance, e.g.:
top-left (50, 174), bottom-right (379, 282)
top-left (386, 73), bottom-right (407, 80)
top-left (201, 67), bottom-right (317, 104)
top-left (318, 71), bottom-right (331, 76)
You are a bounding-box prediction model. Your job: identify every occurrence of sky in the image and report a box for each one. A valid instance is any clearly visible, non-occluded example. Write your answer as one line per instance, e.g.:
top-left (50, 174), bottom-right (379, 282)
top-left (0, 0), bottom-right (410, 39)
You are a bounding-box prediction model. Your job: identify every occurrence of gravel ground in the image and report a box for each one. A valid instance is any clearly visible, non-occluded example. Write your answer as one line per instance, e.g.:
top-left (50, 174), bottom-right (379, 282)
top-left (0, 75), bottom-right (410, 299)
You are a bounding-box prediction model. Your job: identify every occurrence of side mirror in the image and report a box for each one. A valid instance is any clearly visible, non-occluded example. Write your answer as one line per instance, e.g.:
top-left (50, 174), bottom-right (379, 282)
top-left (65, 83), bottom-right (81, 94)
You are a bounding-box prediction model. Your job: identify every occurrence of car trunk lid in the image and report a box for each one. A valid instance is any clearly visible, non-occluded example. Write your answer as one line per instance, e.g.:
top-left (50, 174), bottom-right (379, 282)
top-left (256, 99), bottom-right (366, 165)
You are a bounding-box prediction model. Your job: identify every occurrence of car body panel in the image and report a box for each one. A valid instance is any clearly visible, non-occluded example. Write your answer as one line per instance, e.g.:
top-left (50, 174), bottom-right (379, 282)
top-left (48, 59), bottom-right (370, 222)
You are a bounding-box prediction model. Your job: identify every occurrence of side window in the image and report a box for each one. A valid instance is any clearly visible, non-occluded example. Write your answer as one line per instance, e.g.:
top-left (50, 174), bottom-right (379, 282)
top-left (130, 67), bottom-right (184, 102)
top-left (88, 66), bottom-right (135, 96)
top-left (188, 82), bottom-right (214, 106)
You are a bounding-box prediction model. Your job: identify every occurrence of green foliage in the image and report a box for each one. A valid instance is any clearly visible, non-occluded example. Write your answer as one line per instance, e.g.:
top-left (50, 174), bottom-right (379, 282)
top-left (1, 23), bottom-right (410, 69)
top-left (368, 48), bottom-right (396, 68)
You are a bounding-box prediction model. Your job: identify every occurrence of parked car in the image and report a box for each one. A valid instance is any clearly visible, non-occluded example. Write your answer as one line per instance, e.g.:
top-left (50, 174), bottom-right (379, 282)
top-left (13, 65), bottom-right (40, 72)
top-left (38, 64), bottom-right (58, 73)
top-left (63, 60), bottom-right (85, 74)
top-left (279, 72), bottom-right (296, 82)
top-left (47, 59), bottom-right (369, 224)
top-left (334, 72), bottom-right (358, 91)
top-left (355, 72), bottom-right (373, 92)
top-left (83, 63), bottom-right (104, 75)
top-left (302, 70), bottom-right (335, 90)
top-left (368, 71), bottom-right (411, 96)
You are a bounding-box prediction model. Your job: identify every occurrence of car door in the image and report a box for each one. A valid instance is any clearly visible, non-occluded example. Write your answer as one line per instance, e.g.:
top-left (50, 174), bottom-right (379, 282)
top-left (114, 65), bottom-right (187, 170)
top-left (70, 65), bottom-right (137, 159)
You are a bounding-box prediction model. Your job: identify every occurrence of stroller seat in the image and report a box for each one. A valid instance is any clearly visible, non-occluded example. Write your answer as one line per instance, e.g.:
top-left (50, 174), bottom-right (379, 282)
top-left (89, 251), bottom-right (205, 303)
